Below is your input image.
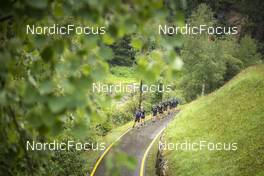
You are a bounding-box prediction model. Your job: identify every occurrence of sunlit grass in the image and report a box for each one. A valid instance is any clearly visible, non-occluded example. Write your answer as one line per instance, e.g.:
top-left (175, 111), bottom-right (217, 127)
top-left (164, 65), bottom-right (264, 176)
top-left (106, 66), bottom-right (137, 84)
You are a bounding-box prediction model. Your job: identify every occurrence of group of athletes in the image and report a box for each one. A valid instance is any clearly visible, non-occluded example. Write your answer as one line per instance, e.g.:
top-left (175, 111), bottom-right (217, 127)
top-left (132, 98), bottom-right (180, 128)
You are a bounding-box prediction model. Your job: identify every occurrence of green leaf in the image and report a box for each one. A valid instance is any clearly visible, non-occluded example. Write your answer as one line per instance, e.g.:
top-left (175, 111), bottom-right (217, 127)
top-left (53, 40), bottom-right (64, 55)
top-left (0, 91), bottom-right (7, 105)
top-left (152, 0), bottom-right (163, 9)
top-left (28, 113), bottom-right (42, 128)
top-left (48, 97), bottom-right (68, 113)
top-left (24, 86), bottom-right (40, 104)
top-left (98, 46), bottom-right (113, 60)
top-left (91, 61), bottom-right (109, 80)
top-left (72, 118), bottom-right (88, 139)
top-left (60, 79), bottom-right (75, 94)
top-left (41, 46), bottom-right (54, 62)
top-left (131, 38), bottom-right (143, 50)
top-left (102, 34), bottom-right (114, 45)
top-left (51, 120), bottom-right (64, 135)
top-left (26, 0), bottom-right (48, 9)
top-left (39, 80), bottom-right (53, 95)
top-left (53, 2), bottom-right (64, 17)
top-left (81, 64), bottom-right (91, 76)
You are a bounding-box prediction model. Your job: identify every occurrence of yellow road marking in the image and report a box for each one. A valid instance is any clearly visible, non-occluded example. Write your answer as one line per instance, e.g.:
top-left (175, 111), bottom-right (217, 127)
top-left (90, 128), bottom-right (132, 176)
top-left (140, 127), bottom-right (165, 176)
top-left (90, 115), bottom-right (162, 176)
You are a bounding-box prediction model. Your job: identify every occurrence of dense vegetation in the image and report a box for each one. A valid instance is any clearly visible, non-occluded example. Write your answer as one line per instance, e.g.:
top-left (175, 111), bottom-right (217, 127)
top-left (109, 36), bottom-right (135, 66)
top-left (0, 0), bottom-right (263, 175)
top-left (0, 0), bottom-right (185, 175)
top-left (185, 0), bottom-right (264, 49)
top-left (179, 4), bottom-right (262, 101)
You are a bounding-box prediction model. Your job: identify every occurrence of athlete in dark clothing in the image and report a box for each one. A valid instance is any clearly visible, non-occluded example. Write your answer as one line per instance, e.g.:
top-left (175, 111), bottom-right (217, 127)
top-left (152, 105), bottom-right (158, 116)
top-left (162, 102), bottom-right (166, 112)
top-left (172, 98), bottom-right (177, 108)
top-left (141, 108), bottom-right (146, 125)
top-left (171, 98), bottom-right (180, 111)
top-left (133, 109), bottom-right (141, 128)
top-left (151, 105), bottom-right (158, 122)
top-left (175, 99), bottom-right (179, 107)
top-left (158, 104), bottom-right (163, 114)
top-left (174, 99), bottom-right (179, 108)
top-left (169, 99), bottom-right (173, 109)
top-left (165, 101), bottom-right (169, 111)
top-left (158, 103), bottom-right (163, 119)
top-left (164, 101), bottom-right (169, 116)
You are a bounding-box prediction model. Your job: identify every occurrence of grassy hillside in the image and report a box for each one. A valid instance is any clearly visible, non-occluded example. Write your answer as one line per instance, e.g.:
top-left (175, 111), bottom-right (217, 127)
top-left (164, 65), bottom-right (264, 176)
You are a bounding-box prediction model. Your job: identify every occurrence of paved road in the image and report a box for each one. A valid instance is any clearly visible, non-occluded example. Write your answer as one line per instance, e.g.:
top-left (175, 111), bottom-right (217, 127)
top-left (92, 112), bottom-right (177, 176)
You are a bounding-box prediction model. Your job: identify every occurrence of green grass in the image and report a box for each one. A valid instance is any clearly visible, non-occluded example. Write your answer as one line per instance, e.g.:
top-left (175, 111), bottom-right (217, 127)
top-left (145, 138), bottom-right (159, 176)
top-left (106, 66), bottom-right (137, 83)
top-left (164, 65), bottom-right (264, 176)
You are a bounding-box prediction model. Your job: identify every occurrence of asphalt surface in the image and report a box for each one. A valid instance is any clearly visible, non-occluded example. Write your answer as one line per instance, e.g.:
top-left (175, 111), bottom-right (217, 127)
top-left (92, 112), bottom-right (177, 176)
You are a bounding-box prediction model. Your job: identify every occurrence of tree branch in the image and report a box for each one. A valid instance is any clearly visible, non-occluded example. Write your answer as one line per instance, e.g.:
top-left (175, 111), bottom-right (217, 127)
top-left (7, 106), bottom-right (34, 176)
top-left (0, 15), bottom-right (13, 22)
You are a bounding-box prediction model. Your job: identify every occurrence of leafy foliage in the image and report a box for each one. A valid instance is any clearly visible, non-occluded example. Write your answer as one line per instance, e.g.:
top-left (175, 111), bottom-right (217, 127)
top-left (1, 0), bottom-right (262, 175)
top-left (179, 4), bottom-right (262, 101)
top-left (237, 35), bottom-right (262, 67)
top-left (109, 36), bottom-right (135, 66)
top-left (180, 4), bottom-right (225, 101)
top-left (0, 0), bottom-right (186, 175)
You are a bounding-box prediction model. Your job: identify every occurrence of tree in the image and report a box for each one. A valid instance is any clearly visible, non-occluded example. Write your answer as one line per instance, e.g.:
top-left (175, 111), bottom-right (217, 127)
top-left (109, 36), bottom-right (135, 66)
top-left (0, 0), bottom-right (185, 175)
top-left (179, 4), bottom-right (263, 101)
top-left (219, 37), bottom-right (243, 81)
top-left (237, 35), bottom-right (262, 67)
top-left (180, 4), bottom-right (226, 101)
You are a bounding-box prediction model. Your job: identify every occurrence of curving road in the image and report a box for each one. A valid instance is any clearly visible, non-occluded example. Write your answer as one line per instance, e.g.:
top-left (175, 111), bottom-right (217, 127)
top-left (91, 112), bottom-right (177, 176)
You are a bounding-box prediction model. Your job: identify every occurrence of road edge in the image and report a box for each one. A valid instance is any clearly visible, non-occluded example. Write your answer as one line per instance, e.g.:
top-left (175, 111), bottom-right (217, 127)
top-left (90, 128), bottom-right (132, 176)
top-left (139, 127), bottom-right (165, 176)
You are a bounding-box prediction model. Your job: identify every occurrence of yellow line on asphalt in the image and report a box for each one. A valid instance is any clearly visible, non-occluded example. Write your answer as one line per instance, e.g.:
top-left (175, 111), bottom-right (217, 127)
top-left (90, 128), bottom-right (132, 176)
top-left (140, 127), bottom-right (165, 176)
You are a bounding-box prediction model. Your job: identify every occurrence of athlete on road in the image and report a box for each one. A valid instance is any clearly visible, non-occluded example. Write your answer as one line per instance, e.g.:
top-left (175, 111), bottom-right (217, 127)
top-left (133, 109), bottom-right (142, 128)
top-left (151, 105), bottom-right (158, 122)
top-left (169, 99), bottom-right (173, 110)
top-left (141, 107), bottom-right (146, 126)
top-left (163, 101), bottom-right (169, 116)
top-left (171, 98), bottom-right (179, 112)
top-left (158, 102), bottom-right (163, 119)
top-left (132, 98), bottom-right (180, 128)
top-left (175, 99), bottom-right (179, 108)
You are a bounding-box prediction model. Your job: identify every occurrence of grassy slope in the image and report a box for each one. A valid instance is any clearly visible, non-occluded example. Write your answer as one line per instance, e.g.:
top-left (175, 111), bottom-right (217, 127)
top-left (164, 65), bottom-right (264, 176)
